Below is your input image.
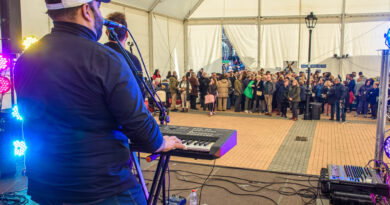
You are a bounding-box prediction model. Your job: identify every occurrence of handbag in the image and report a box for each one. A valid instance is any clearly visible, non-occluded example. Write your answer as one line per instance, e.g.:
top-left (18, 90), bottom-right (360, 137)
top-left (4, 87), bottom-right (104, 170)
top-left (256, 91), bottom-right (263, 96)
top-left (205, 94), bottom-right (215, 104)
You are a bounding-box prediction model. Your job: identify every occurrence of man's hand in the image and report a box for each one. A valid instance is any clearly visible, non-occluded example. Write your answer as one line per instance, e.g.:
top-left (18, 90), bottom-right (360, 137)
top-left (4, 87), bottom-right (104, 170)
top-left (160, 136), bottom-right (186, 152)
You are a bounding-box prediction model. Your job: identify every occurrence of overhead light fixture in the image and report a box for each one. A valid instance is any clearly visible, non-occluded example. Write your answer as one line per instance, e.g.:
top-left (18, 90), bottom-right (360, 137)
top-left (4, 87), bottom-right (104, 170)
top-left (22, 36), bottom-right (39, 50)
top-left (0, 76), bottom-right (11, 94)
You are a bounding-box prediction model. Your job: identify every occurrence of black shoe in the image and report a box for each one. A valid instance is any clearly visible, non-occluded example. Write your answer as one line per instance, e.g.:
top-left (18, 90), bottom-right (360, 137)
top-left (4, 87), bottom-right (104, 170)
top-left (172, 109), bottom-right (178, 112)
top-left (329, 118), bottom-right (334, 121)
top-left (180, 109), bottom-right (185, 112)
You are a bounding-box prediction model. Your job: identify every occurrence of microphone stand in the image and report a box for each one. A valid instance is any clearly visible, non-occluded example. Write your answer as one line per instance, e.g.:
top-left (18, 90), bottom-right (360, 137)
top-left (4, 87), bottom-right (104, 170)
top-left (107, 27), bottom-right (171, 205)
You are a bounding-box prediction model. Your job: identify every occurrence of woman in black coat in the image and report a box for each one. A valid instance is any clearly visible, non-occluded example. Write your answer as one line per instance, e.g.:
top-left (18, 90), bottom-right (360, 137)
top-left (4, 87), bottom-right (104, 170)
top-left (252, 75), bottom-right (264, 113)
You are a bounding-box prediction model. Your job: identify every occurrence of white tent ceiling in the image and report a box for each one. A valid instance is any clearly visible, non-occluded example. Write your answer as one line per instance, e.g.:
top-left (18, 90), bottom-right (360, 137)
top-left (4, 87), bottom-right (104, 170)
top-left (112, 0), bottom-right (390, 20)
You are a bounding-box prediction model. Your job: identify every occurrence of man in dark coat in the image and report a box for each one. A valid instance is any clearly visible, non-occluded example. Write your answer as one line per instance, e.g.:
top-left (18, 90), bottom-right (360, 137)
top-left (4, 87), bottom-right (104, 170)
top-left (189, 73), bottom-right (199, 110)
top-left (14, 0), bottom-right (185, 204)
top-left (333, 78), bottom-right (347, 122)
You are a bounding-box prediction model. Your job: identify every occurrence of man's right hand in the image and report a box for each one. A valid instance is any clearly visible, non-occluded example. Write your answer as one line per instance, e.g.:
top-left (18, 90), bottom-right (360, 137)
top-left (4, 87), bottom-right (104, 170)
top-left (160, 136), bottom-right (186, 152)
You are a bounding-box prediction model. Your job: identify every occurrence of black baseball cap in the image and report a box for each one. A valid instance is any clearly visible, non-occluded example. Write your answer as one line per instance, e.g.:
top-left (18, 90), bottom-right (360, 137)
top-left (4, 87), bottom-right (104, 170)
top-left (46, 0), bottom-right (110, 10)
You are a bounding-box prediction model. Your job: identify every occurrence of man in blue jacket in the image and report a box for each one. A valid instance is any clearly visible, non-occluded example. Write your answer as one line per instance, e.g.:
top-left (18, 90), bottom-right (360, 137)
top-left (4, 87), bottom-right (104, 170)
top-left (14, 0), bottom-right (184, 204)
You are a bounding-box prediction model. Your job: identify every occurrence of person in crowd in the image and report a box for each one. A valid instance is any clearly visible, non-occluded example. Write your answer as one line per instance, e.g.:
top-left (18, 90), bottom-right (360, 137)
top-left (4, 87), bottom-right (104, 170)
top-left (234, 74), bottom-right (243, 112)
top-left (207, 77), bottom-right (218, 116)
top-left (280, 79), bottom-right (290, 118)
top-left (199, 72), bottom-right (210, 111)
top-left (243, 76), bottom-right (255, 113)
top-left (322, 80), bottom-right (332, 116)
top-left (252, 75), bottom-right (263, 113)
top-left (275, 76), bottom-right (285, 115)
top-left (179, 75), bottom-right (191, 112)
top-left (355, 77), bottom-right (365, 114)
top-left (197, 68), bottom-right (204, 79)
top-left (328, 82), bottom-right (337, 121)
top-left (169, 71), bottom-right (179, 112)
top-left (227, 72), bottom-right (235, 110)
top-left (189, 72), bottom-right (199, 110)
top-left (356, 79), bottom-right (373, 117)
top-left (347, 74), bottom-right (356, 112)
top-left (217, 75), bottom-right (230, 111)
top-left (241, 71), bottom-right (249, 110)
top-left (315, 78), bottom-right (324, 102)
top-left (288, 79), bottom-right (301, 121)
top-left (263, 74), bottom-right (275, 116)
top-left (334, 78), bottom-right (347, 122)
top-left (153, 69), bottom-right (161, 80)
top-left (298, 80), bottom-right (306, 115)
top-left (166, 71), bottom-right (171, 79)
top-left (368, 82), bottom-right (379, 119)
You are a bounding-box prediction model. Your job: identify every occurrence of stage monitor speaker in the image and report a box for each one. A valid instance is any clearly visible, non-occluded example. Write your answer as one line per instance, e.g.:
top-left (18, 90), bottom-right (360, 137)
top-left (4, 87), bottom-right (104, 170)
top-left (0, 0), bottom-right (22, 54)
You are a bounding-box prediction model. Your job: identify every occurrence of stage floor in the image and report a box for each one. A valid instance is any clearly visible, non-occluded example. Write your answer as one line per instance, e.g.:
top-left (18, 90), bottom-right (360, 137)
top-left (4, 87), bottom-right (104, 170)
top-left (0, 160), bottom-right (328, 205)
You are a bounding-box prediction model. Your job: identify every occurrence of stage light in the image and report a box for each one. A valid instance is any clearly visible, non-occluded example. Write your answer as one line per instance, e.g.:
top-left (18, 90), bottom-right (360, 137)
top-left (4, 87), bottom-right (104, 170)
top-left (13, 140), bottom-right (27, 157)
top-left (384, 136), bottom-right (390, 158)
top-left (0, 54), bottom-right (9, 72)
top-left (0, 76), bottom-right (11, 94)
top-left (385, 28), bottom-right (390, 49)
top-left (12, 106), bottom-right (23, 121)
top-left (22, 36), bottom-right (38, 50)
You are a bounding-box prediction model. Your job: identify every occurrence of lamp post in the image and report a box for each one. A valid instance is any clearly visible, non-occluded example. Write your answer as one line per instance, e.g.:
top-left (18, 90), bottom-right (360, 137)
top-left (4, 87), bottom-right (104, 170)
top-left (303, 12), bottom-right (317, 120)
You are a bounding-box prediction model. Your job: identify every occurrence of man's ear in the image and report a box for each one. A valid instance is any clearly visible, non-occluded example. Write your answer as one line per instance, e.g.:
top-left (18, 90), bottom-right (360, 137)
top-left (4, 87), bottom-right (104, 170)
top-left (81, 3), bottom-right (93, 22)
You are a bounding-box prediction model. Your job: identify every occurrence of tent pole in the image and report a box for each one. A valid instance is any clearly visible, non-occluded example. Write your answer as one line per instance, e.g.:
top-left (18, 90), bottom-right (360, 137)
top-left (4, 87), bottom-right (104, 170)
top-left (339, 0), bottom-right (346, 77)
top-left (184, 20), bottom-right (189, 73)
top-left (297, 0), bottom-right (302, 72)
top-left (148, 12), bottom-right (154, 75)
top-left (257, 0), bottom-right (261, 71)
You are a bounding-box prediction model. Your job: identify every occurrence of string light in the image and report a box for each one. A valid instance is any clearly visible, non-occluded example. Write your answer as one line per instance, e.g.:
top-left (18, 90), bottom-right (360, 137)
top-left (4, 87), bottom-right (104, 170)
top-left (12, 106), bottom-right (23, 121)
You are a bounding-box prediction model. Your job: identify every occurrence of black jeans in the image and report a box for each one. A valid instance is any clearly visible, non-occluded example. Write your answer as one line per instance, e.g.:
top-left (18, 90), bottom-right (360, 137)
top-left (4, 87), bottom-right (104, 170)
top-left (330, 103), bottom-right (335, 120)
top-left (281, 101), bottom-right (289, 116)
top-left (200, 92), bottom-right (206, 110)
top-left (371, 102), bottom-right (378, 118)
top-left (234, 95), bottom-right (242, 112)
top-left (190, 95), bottom-right (197, 109)
top-left (291, 102), bottom-right (299, 118)
top-left (298, 101), bottom-right (306, 115)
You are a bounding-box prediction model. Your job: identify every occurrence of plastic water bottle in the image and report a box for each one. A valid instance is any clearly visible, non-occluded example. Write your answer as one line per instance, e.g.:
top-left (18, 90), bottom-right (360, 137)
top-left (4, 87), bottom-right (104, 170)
top-left (189, 189), bottom-right (197, 205)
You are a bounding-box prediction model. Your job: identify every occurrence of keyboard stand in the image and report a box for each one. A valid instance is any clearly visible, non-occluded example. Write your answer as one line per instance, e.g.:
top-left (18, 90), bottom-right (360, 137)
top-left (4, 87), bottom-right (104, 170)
top-left (130, 151), bottom-right (171, 205)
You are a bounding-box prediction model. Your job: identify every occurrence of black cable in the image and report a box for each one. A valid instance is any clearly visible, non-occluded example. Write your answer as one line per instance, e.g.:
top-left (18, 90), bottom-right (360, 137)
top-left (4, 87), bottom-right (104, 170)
top-left (198, 159), bottom-right (216, 205)
top-left (152, 168), bottom-right (318, 204)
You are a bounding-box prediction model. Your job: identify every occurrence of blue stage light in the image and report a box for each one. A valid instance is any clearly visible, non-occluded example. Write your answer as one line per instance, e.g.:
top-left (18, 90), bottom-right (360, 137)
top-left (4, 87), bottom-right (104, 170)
top-left (13, 140), bottom-right (27, 157)
top-left (384, 136), bottom-right (390, 158)
top-left (11, 106), bottom-right (23, 121)
top-left (385, 28), bottom-right (390, 49)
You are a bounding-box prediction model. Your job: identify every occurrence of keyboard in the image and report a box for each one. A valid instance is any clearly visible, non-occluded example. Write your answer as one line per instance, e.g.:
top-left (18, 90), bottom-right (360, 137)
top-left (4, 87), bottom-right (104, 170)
top-left (159, 125), bottom-right (237, 159)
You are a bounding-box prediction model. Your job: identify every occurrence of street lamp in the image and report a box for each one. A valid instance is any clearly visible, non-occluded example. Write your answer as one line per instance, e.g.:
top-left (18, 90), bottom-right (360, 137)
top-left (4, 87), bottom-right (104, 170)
top-left (304, 12), bottom-right (317, 120)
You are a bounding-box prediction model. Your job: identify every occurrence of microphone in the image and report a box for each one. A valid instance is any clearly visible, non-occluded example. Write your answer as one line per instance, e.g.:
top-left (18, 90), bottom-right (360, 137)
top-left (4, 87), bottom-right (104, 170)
top-left (103, 19), bottom-right (126, 29)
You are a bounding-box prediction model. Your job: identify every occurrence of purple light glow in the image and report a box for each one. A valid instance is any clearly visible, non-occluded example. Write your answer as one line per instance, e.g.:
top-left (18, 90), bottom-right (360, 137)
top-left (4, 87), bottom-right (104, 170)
top-left (0, 54), bottom-right (9, 72)
top-left (0, 76), bottom-right (11, 94)
top-left (384, 137), bottom-right (390, 158)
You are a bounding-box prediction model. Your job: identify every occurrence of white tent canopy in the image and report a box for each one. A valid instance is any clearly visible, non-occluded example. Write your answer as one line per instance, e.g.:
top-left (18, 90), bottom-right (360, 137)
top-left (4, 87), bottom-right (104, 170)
top-left (19, 0), bottom-right (390, 79)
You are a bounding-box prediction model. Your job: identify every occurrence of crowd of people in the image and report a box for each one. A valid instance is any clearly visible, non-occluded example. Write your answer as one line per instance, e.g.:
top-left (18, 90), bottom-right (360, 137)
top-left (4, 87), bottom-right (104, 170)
top-left (150, 68), bottom-right (381, 122)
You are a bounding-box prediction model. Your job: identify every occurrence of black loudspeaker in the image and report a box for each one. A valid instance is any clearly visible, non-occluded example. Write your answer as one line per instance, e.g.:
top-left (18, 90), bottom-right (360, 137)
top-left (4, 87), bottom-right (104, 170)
top-left (0, 110), bottom-right (18, 178)
top-left (0, 0), bottom-right (22, 54)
